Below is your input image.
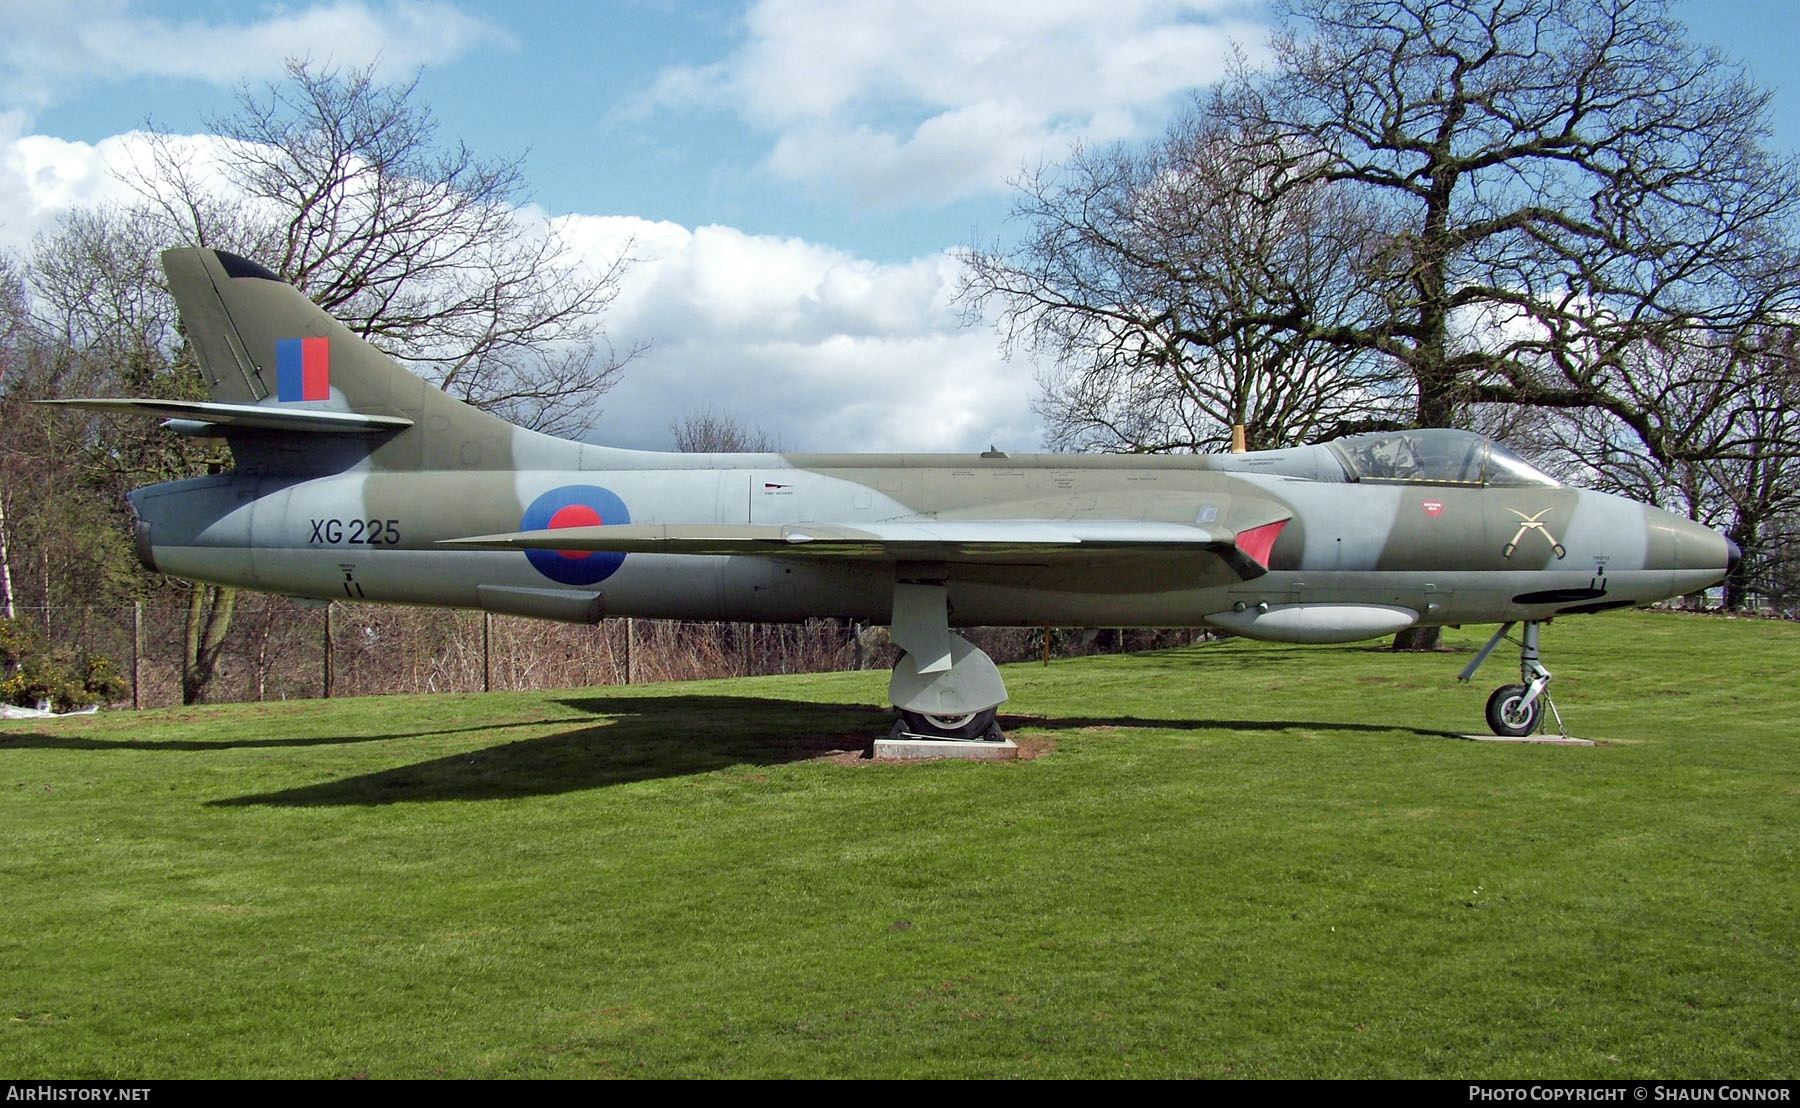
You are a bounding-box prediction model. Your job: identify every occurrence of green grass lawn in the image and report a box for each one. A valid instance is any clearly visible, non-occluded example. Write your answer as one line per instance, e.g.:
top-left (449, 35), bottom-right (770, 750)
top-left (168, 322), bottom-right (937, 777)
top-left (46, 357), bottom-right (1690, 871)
top-left (1, 610), bottom-right (1795, 1078)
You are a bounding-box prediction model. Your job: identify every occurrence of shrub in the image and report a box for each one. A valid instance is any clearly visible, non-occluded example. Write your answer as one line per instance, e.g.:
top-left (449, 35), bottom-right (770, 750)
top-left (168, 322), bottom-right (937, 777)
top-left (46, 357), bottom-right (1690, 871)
top-left (0, 617), bottom-right (128, 712)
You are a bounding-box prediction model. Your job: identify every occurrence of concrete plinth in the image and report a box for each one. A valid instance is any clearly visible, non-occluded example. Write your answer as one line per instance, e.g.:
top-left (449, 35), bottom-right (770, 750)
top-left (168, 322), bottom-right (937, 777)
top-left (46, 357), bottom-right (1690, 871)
top-left (1456, 733), bottom-right (1595, 746)
top-left (875, 732), bottom-right (1019, 761)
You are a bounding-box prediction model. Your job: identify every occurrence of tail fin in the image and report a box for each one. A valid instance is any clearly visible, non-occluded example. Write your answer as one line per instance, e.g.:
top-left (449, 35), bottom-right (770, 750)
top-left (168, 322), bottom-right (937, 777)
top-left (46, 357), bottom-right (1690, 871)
top-left (160, 247), bottom-right (526, 470)
top-left (47, 248), bottom-right (580, 473)
top-left (166, 248), bottom-right (480, 421)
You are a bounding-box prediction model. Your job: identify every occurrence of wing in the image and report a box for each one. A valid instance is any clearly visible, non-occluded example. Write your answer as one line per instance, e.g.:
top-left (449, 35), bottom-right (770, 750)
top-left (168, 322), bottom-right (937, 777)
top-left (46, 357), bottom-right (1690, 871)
top-left (442, 516), bottom-right (1291, 581)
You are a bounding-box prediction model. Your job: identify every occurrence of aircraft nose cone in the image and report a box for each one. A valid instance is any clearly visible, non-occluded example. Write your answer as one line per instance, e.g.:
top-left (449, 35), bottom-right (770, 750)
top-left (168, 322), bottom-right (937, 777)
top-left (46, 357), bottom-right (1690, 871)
top-left (1643, 507), bottom-right (1737, 594)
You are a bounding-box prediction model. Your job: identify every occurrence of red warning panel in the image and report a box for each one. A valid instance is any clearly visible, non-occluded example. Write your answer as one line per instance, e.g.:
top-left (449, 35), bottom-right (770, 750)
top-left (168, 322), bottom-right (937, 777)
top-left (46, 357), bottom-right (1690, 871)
top-left (1235, 519), bottom-right (1288, 570)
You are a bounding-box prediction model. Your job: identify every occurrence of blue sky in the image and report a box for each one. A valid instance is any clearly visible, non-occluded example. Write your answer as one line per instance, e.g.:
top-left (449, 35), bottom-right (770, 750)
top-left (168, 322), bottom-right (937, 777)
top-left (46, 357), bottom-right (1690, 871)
top-left (8, 0), bottom-right (1265, 262)
top-left (2, 0), bottom-right (1795, 452)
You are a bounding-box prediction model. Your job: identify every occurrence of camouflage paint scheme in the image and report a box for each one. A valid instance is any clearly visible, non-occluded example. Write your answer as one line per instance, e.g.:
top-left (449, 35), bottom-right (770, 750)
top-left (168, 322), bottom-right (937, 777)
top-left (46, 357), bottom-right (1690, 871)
top-left (57, 249), bottom-right (1735, 736)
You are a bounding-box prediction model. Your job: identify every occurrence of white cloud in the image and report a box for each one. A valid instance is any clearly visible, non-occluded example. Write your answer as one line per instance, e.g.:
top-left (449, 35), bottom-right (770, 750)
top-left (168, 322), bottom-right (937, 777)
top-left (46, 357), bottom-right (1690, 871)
top-left (558, 214), bottom-right (1044, 453)
top-left (0, 0), bottom-right (504, 117)
top-left (0, 129), bottom-right (253, 254)
top-left (765, 100), bottom-right (1062, 211)
top-left (0, 131), bottom-right (140, 252)
top-left (637, 0), bottom-right (1269, 209)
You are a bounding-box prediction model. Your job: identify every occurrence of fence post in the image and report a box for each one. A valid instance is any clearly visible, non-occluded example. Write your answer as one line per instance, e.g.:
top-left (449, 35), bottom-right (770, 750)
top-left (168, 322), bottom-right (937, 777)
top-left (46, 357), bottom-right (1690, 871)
top-left (482, 611), bottom-right (492, 692)
top-left (323, 602), bottom-right (334, 699)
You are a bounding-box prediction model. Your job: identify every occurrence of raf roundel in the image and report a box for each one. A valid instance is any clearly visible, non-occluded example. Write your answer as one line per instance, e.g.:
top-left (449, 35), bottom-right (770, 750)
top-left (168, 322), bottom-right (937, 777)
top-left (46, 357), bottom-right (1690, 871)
top-left (519, 485), bottom-right (631, 586)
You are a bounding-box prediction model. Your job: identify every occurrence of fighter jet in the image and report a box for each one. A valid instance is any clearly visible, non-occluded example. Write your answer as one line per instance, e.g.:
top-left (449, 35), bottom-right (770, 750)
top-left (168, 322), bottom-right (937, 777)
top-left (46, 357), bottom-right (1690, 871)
top-left (51, 248), bottom-right (1737, 739)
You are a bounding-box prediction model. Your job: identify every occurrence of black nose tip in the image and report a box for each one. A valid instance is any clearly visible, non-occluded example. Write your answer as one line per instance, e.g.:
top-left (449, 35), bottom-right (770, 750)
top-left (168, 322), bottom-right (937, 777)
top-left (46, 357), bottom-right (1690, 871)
top-left (1726, 538), bottom-right (1742, 574)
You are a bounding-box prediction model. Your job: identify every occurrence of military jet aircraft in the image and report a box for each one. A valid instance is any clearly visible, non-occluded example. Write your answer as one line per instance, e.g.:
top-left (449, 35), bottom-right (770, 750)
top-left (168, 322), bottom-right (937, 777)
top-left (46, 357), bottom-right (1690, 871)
top-left (54, 248), bottom-right (1737, 739)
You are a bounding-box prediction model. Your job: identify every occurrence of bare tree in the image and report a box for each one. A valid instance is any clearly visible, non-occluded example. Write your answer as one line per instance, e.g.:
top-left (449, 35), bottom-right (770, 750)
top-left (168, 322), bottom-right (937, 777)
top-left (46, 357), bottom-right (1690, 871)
top-left (0, 242), bottom-right (150, 708)
top-left (962, 113), bottom-right (1403, 452)
top-left (29, 209), bottom-right (177, 389)
top-left (1220, 0), bottom-right (1800, 438)
top-left (1540, 329), bottom-right (1800, 608)
top-left (670, 408), bottom-right (778, 453)
top-left (123, 59), bottom-right (640, 437)
top-left (26, 208), bottom-right (220, 486)
top-left (13, 213), bottom-right (221, 694)
top-left (27, 209), bottom-right (229, 502)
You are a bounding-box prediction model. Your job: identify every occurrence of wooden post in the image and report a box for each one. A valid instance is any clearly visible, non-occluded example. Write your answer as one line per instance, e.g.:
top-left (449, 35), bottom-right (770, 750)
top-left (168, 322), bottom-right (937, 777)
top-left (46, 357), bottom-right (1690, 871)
top-left (323, 602), bottom-right (334, 699)
top-left (181, 599), bottom-right (190, 703)
top-left (1044, 626), bottom-right (1052, 666)
top-left (625, 618), bottom-right (635, 684)
top-left (1231, 423), bottom-right (1247, 453)
top-left (482, 611), bottom-right (492, 692)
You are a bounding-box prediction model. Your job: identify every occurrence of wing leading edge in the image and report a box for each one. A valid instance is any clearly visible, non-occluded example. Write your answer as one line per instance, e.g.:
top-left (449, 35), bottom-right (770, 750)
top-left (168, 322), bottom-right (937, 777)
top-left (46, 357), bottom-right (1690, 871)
top-left (443, 516), bottom-right (1290, 579)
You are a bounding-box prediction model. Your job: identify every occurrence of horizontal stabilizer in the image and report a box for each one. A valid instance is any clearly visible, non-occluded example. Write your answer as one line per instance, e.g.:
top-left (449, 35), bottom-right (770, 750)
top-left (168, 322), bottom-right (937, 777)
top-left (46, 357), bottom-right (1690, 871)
top-left (38, 398), bottom-right (413, 434)
top-left (443, 517), bottom-right (1286, 578)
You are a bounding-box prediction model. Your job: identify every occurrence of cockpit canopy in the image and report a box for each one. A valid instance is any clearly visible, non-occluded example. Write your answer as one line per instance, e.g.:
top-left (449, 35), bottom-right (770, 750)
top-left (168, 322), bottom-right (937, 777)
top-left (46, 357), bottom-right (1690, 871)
top-left (1328, 429), bottom-right (1560, 488)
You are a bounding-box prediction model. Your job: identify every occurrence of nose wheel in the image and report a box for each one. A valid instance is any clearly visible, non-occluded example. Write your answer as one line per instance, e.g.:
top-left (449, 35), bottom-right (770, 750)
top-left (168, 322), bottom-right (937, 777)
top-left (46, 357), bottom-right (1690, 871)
top-left (1461, 621), bottom-right (1568, 738)
top-left (1485, 683), bottom-right (1542, 737)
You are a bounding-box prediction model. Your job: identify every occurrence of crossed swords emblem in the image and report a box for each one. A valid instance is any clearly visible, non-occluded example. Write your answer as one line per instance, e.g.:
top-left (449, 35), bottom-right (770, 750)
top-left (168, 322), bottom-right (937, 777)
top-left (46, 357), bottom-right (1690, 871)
top-left (1503, 508), bottom-right (1566, 559)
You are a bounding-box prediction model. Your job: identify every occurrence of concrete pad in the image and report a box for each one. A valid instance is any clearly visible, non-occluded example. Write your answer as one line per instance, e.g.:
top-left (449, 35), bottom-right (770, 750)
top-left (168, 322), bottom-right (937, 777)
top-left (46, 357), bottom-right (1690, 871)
top-left (875, 733), bottom-right (1019, 761)
top-left (1457, 733), bottom-right (1595, 746)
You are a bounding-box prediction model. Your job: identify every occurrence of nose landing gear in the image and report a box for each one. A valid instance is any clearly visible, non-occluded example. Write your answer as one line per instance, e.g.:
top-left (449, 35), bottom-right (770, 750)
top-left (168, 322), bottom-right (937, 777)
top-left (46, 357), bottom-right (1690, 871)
top-left (1461, 621), bottom-right (1568, 738)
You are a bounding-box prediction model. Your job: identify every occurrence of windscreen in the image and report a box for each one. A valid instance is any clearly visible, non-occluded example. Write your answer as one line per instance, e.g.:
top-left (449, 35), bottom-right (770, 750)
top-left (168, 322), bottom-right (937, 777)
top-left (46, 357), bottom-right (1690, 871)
top-left (1484, 441), bottom-right (1561, 487)
top-left (1329, 429), bottom-right (1559, 488)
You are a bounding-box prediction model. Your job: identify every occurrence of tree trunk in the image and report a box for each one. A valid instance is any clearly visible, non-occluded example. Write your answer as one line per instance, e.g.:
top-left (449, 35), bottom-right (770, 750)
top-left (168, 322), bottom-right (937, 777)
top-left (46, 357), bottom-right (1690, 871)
top-left (0, 479), bottom-right (14, 621)
top-left (132, 600), bottom-right (142, 710)
top-left (1723, 516), bottom-right (1756, 612)
top-left (1391, 626), bottom-right (1444, 651)
top-left (182, 583), bottom-right (237, 704)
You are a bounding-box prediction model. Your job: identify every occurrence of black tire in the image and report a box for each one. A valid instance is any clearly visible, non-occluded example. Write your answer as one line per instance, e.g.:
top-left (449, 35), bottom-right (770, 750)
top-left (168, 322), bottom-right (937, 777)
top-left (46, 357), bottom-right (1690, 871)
top-left (1485, 684), bottom-right (1540, 737)
top-left (897, 707), bottom-right (998, 740)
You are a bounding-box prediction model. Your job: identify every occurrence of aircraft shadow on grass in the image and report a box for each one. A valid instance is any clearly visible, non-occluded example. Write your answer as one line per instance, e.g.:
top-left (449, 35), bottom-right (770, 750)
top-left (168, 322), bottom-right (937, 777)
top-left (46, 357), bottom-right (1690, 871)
top-left (207, 694), bottom-right (889, 806)
top-left (1027, 715), bottom-right (1464, 740)
top-left (3, 692), bottom-right (1465, 808)
top-left (0, 719), bottom-right (588, 752)
top-left (208, 693), bottom-right (1469, 806)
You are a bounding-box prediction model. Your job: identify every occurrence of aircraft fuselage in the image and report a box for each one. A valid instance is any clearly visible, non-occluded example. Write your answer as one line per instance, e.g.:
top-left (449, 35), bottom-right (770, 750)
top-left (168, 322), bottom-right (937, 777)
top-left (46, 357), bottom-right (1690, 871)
top-left (129, 449), bottom-right (1729, 640)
